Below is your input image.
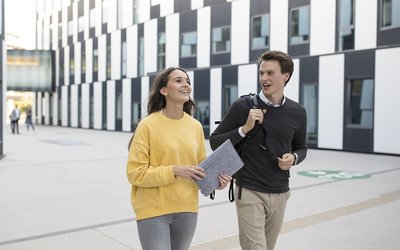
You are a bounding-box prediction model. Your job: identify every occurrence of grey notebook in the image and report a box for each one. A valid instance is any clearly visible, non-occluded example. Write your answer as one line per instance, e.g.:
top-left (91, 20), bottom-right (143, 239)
top-left (196, 139), bottom-right (244, 196)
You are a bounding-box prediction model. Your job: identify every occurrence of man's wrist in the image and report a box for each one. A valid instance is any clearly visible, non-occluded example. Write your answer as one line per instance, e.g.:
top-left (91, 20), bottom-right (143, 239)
top-left (292, 153), bottom-right (298, 165)
top-left (238, 127), bottom-right (246, 137)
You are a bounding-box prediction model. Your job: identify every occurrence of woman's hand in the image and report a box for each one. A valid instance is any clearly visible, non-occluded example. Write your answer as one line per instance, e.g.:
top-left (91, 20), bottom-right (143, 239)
top-left (216, 173), bottom-right (232, 190)
top-left (173, 166), bottom-right (205, 181)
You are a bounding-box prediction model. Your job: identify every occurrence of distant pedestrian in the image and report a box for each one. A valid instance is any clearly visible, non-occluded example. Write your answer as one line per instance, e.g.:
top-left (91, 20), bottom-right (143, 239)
top-left (10, 105), bottom-right (20, 134)
top-left (25, 105), bottom-right (35, 132)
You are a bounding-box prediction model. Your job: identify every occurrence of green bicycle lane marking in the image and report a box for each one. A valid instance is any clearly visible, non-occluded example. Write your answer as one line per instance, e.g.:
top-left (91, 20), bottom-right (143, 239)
top-left (298, 170), bottom-right (371, 179)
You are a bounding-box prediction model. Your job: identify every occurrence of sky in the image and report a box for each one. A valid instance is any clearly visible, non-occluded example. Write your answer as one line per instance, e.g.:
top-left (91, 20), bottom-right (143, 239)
top-left (5, 0), bottom-right (37, 49)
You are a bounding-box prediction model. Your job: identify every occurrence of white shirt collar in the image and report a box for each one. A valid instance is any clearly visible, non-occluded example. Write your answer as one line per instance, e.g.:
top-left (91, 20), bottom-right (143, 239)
top-left (259, 90), bottom-right (286, 107)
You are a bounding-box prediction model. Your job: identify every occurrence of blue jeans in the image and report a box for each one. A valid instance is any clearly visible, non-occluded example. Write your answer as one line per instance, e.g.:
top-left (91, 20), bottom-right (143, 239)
top-left (137, 212), bottom-right (197, 250)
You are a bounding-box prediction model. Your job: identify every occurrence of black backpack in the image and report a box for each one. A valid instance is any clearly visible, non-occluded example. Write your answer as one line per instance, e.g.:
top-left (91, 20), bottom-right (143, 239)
top-left (212, 93), bottom-right (264, 202)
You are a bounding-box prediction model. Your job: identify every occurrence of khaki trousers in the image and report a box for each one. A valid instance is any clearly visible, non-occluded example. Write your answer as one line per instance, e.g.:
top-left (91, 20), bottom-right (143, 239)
top-left (235, 187), bottom-right (290, 250)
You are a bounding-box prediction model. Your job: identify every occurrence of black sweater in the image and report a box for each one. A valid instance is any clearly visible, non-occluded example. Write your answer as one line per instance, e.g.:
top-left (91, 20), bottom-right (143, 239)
top-left (210, 95), bottom-right (307, 193)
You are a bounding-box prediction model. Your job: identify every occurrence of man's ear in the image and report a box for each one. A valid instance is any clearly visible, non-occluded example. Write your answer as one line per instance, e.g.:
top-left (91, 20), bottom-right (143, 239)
top-left (283, 73), bottom-right (289, 83)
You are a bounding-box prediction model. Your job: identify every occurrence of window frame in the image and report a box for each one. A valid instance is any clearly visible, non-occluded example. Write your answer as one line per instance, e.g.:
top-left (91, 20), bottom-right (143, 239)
top-left (251, 13), bottom-right (270, 50)
top-left (289, 5), bottom-right (310, 45)
top-left (380, 0), bottom-right (400, 30)
top-left (180, 31), bottom-right (197, 58)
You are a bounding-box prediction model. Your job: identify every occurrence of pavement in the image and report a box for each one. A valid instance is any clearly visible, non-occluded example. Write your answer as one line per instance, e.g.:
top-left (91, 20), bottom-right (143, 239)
top-left (0, 125), bottom-right (399, 250)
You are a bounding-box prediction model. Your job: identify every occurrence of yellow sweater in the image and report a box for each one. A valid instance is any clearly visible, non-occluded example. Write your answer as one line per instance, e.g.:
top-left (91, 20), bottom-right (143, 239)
top-left (127, 111), bottom-right (207, 220)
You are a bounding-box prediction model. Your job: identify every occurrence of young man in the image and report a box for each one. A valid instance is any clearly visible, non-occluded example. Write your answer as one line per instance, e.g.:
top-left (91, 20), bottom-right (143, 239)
top-left (210, 50), bottom-right (307, 250)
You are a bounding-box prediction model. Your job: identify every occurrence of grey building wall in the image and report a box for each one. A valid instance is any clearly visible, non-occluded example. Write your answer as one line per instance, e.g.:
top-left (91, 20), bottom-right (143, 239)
top-left (34, 0), bottom-right (400, 155)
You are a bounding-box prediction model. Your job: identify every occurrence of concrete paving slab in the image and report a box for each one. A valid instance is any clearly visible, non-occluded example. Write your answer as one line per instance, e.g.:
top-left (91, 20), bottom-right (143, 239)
top-left (1, 125), bottom-right (399, 250)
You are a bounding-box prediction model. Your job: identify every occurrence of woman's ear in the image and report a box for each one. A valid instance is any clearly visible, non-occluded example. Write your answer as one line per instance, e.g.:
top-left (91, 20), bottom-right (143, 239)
top-left (160, 87), bottom-right (167, 96)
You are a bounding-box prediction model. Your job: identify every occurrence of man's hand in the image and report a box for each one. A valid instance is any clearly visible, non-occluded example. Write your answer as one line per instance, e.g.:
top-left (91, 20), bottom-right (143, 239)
top-left (242, 108), bottom-right (267, 134)
top-left (278, 153), bottom-right (295, 170)
top-left (216, 174), bottom-right (232, 190)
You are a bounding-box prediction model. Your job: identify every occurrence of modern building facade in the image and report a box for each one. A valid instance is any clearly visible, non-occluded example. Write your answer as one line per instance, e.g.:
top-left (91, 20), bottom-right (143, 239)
top-left (33, 0), bottom-right (400, 155)
top-left (1, 0), bottom-right (4, 158)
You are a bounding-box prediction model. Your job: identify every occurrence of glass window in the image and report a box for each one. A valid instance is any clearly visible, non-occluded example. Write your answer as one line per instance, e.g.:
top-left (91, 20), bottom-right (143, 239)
top-left (382, 0), bottom-right (400, 29)
top-left (93, 48), bottom-right (98, 72)
top-left (138, 37), bottom-right (144, 75)
top-left (131, 102), bottom-right (141, 128)
top-left (194, 101), bottom-right (210, 128)
top-left (133, 0), bottom-right (142, 24)
top-left (300, 83), bottom-right (318, 145)
top-left (181, 31), bottom-right (197, 57)
top-left (158, 33), bottom-right (166, 70)
top-left (116, 91), bottom-right (123, 119)
top-left (122, 42), bottom-right (127, 76)
top-left (81, 46), bottom-right (86, 75)
top-left (290, 6), bottom-right (310, 45)
top-left (58, 23), bottom-right (62, 40)
top-left (106, 45), bottom-right (111, 78)
top-left (251, 14), bottom-right (269, 49)
top-left (222, 85), bottom-right (237, 115)
top-left (338, 0), bottom-right (354, 51)
top-left (212, 26), bottom-right (231, 54)
top-left (348, 79), bottom-right (374, 128)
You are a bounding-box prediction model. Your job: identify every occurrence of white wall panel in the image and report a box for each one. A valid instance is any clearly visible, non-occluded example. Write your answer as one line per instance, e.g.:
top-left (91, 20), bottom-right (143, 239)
top-left (61, 86), bottom-right (69, 126)
top-left (37, 20), bottom-right (43, 50)
top-left (73, 2), bottom-right (78, 43)
top-left (210, 68), bottom-right (222, 136)
top-left (126, 25), bottom-right (138, 78)
top-left (64, 46), bottom-right (70, 85)
top-left (43, 92), bottom-right (50, 125)
top-left (107, 80), bottom-right (116, 130)
top-left (2, 43), bottom-right (6, 153)
top-left (285, 59), bottom-right (299, 102)
top-left (187, 71), bottom-right (194, 99)
top-left (84, 0), bottom-right (90, 40)
top-left (95, 0), bottom-right (102, 37)
top-left (141, 76), bottom-right (150, 118)
top-left (52, 92), bottom-right (58, 125)
top-left (62, 7), bottom-right (68, 47)
top-left (52, 12), bottom-right (58, 50)
top-left (191, 0), bottom-right (204, 10)
top-left (93, 81), bottom-right (103, 129)
top-left (36, 93), bottom-right (42, 125)
top-left (111, 30), bottom-right (121, 80)
top-left (71, 85), bottom-right (79, 127)
top-left (310, 0), bottom-right (335, 55)
top-left (238, 64), bottom-right (257, 96)
top-left (107, 0), bottom-right (117, 32)
top-left (122, 79), bottom-right (132, 131)
top-left (166, 14), bottom-right (180, 68)
top-left (74, 42), bottom-right (81, 84)
top-left (98, 34), bottom-right (107, 82)
top-left (160, 0), bottom-right (174, 17)
top-left (318, 54), bottom-right (344, 149)
top-left (81, 83), bottom-right (90, 128)
top-left (144, 19), bottom-right (158, 74)
top-left (374, 48), bottom-right (400, 154)
top-left (122, 0), bottom-right (133, 28)
top-left (270, 0), bottom-right (288, 52)
top-left (55, 50), bottom-right (60, 86)
top-left (231, 0), bottom-right (250, 64)
top-left (85, 39), bottom-right (93, 83)
top-left (43, 17), bottom-right (50, 50)
top-left (355, 0), bottom-right (377, 50)
top-left (197, 7), bottom-right (210, 67)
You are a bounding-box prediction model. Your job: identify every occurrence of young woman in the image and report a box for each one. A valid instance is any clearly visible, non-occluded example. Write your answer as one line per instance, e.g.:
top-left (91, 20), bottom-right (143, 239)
top-left (127, 67), bottom-right (231, 250)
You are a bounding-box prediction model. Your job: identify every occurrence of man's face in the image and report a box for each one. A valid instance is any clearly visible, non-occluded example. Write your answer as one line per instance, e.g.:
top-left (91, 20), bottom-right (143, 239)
top-left (259, 60), bottom-right (289, 99)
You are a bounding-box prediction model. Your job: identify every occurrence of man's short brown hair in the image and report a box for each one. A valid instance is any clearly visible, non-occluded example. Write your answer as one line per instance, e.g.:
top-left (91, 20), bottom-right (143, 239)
top-left (258, 50), bottom-right (294, 85)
